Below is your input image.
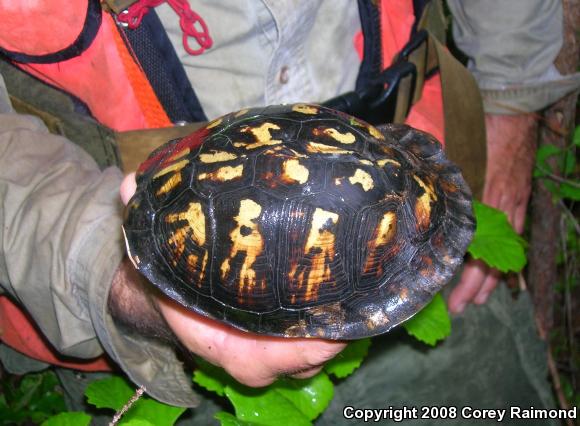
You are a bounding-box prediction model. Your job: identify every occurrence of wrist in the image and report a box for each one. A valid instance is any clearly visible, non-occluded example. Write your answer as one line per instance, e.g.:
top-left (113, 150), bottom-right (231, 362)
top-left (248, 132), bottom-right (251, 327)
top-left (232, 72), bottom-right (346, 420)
top-left (108, 258), bottom-right (175, 342)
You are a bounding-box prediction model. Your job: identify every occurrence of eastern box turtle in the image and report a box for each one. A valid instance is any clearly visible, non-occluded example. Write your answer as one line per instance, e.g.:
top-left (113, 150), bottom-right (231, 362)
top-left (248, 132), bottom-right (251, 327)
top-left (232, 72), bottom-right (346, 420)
top-left (123, 104), bottom-right (474, 339)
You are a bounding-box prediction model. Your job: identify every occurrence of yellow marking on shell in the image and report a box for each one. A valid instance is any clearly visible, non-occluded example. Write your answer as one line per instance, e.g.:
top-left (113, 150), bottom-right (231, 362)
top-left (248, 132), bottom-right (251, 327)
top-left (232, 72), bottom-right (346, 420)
top-left (377, 158), bottom-right (401, 167)
top-left (235, 108), bottom-right (250, 117)
top-left (413, 175), bottom-right (437, 230)
top-left (187, 253), bottom-right (198, 271)
top-left (288, 208), bottom-right (339, 302)
top-left (263, 146), bottom-right (284, 155)
top-left (323, 128), bottom-right (356, 144)
top-left (350, 117), bottom-right (385, 140)
top-left (284, 319), bottom-right (308, 337)
top-left (399, 288), bottom-right (409, 302)
top-left (414, 175), bottom-right (438, 201)
top-left (198, 164), bottom-right (244, 182)
top-left (348, 168), bottom-right (374, 191)
top-left (166, 202), bottom-right (207, 247)
top-left (359, 159), bottom-right (373, 165)
top-left (186, 252), bottom-right (209, 287)
top-left (206, 117), bottom-right (223, 129)
top-left (166, 226), bottom-right (187, 265)
top-left (220, 199), bottom-right (265, 294)
top-left (235, 122), bottom-right (281, 150)
top-left (265, 146), bottom-right (307, 158)
top-left (367, 125), bottom-right (385, 140)
top-left (364, 212), bottom-right (397, 274)
top-left (163, 147), bottom-right (190, 164)
top-left (334, 178), bottom-right (343, 186)
top-left (153, 159), bottom-right (189, 179)
top-left (155, 172), bottom-right (182, 196)
top-left (289, 148), bottom-right (308, 158)
top-left (199, 151), bottom-right (238, 163)
top-left (306, 142), bottom-right (354, 155)
top-left (292, 104), bottom-right (318, 115)
top-left (282, 159), bottom-right (309, 184)
top-left (366, 310), bottom-right (389, 330)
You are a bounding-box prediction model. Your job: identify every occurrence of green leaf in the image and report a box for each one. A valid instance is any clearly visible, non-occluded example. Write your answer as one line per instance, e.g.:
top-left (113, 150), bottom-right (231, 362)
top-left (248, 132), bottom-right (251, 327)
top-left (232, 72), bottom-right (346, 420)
top-left (534, 144), bottom-right (561, 177)
top-left (120, 420), bottom-right (156, 426)
top-left (573, 125), bottom-right (580, 147)
top-left (193, 358), bottom-right (236, 397)
top-left (41, 412), bottom-right (91, 426)
top-left (468, 201), bottom-right (527, 272)
top-left (226, 385), bottom-right (310, 426)
top-left (324, 339), bottom-right (371, 378)
top-left (85, 376), bottom-right (134, 410)
top-left (121, 399), bottom-right (186, 426)
top-left (196, 359), bottom-right (333, 424)
top-left (559, 150), bottom-right (576, 176)
top-left (199, 369), bottom-right (333, 426)
top-left (272, 374), bottom-right (333, 420)
top-left (228, 374), bottom-right (332, 425)
top-left (215, 411), bottom-right (261, 426)
top-left (559, 183), bottom-right (580, 201)
top-left (536, 144), bottom-right (561, 165)
top-left (403, 293), bottom-right (451, 346)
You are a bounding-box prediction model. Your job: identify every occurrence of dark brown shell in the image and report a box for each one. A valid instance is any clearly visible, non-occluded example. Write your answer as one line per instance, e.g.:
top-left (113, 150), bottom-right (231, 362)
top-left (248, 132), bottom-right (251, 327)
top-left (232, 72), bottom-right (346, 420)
top-left (123, 104), bottom-right (474, 339)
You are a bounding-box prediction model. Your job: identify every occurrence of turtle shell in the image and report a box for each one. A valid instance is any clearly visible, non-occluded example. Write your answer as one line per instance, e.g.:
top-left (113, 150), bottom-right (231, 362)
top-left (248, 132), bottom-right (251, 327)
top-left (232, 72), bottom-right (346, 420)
top-left (123, 104), bottom-right (474, 339)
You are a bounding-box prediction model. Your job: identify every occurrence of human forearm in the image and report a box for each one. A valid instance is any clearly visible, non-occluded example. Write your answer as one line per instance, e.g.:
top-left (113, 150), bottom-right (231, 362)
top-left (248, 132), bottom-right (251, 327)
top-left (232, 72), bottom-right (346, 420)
top-left (0, 112), bottom-right (125, 358)
top-left (108, 257), bottom-right (175, 343)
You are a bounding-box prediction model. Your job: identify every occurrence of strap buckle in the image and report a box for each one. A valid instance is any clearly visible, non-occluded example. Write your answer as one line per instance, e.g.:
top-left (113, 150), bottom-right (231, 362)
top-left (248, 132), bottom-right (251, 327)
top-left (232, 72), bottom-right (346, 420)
top-left (323, 30), bottom-right (428, 125)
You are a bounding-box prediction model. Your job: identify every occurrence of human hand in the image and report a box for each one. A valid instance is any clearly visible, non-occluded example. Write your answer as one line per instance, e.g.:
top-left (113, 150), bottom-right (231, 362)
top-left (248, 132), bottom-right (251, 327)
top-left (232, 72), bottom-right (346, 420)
top-left (448, 114), bottom-right (537, 313)
top-left (118, 173), bottom-right (346, 387)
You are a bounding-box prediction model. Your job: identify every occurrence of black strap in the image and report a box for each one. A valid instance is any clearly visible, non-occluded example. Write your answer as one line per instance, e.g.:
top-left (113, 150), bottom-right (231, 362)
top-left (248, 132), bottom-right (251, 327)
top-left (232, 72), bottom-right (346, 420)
top-left (331, 1), bottom-right (434, 125)
top-left (355, 0), bottom-right (383, 93)
top-left (323, 30), bottom-right (430, 125)
top-left (411, 0), bottom-right (433, 35)
top-left (0, 0), bottom-right (102, 64)
top-left (118, 9), bottom-right (207, 123)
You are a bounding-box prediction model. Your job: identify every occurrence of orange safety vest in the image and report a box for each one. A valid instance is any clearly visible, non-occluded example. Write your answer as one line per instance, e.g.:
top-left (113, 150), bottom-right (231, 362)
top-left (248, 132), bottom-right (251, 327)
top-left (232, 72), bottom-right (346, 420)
top-left (0, 0), bottom-right (444, 371)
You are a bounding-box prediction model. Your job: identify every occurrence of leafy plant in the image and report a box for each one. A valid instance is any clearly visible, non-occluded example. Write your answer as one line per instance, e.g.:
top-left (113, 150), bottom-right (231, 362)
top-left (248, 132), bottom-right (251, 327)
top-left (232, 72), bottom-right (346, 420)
top-left (536, 125), bottom-right (580, 412)
top-left (0, 370), bottom-right (66, 425)
top-left (42, 412), bottom-right (91, 426)
top-left (84, 376), bottom-right (186, 425)
top-left (534, 126), bottom-right (580, 201)
top-left (193, 345), bottom-right (363, 425)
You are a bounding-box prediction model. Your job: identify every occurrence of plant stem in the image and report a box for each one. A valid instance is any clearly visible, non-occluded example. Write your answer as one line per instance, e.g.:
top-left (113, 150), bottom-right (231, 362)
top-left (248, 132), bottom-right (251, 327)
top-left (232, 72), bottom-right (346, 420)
top-left (109, 386), bottom-right (146, 426)
top-left (536, 166), bottom-right (580, 189)
top-left (559, 199), bottom-right (580, 235)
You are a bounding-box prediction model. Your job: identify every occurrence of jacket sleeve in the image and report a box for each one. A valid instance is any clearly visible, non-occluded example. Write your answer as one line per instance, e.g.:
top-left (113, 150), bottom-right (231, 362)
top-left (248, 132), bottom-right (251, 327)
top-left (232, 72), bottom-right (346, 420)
top-left (0, 74), bottom-right (198, 407)
top-left (447, 0), bottom-right (580, 114)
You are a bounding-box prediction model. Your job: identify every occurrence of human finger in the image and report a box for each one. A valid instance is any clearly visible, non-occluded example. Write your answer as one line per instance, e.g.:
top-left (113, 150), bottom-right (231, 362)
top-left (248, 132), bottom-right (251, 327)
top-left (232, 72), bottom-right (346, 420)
top-left (448, 259), bottom-right (488, 314)
top-left (473, 269), bottom-right (501, 305)
top-left (513, 200), bottom-right (528, 234)
top-left (120, 172), bottom-right (137, 205)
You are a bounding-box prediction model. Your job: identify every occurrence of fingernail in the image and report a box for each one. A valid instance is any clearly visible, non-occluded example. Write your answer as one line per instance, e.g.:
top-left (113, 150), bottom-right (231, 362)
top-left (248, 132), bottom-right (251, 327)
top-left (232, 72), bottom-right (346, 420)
top-left (474, 293), bottom-right (489, 304)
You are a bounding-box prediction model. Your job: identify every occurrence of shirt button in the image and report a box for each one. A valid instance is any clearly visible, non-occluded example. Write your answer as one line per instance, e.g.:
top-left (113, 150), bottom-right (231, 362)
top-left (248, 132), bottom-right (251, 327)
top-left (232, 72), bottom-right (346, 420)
top-left (279, 66), bottom-right (290, 84)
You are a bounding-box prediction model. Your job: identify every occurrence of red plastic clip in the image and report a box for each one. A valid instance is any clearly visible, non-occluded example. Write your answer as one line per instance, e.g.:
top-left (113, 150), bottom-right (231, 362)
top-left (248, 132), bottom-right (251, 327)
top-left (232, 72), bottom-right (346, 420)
top-left (117, 0), bottom-right (213, 55)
